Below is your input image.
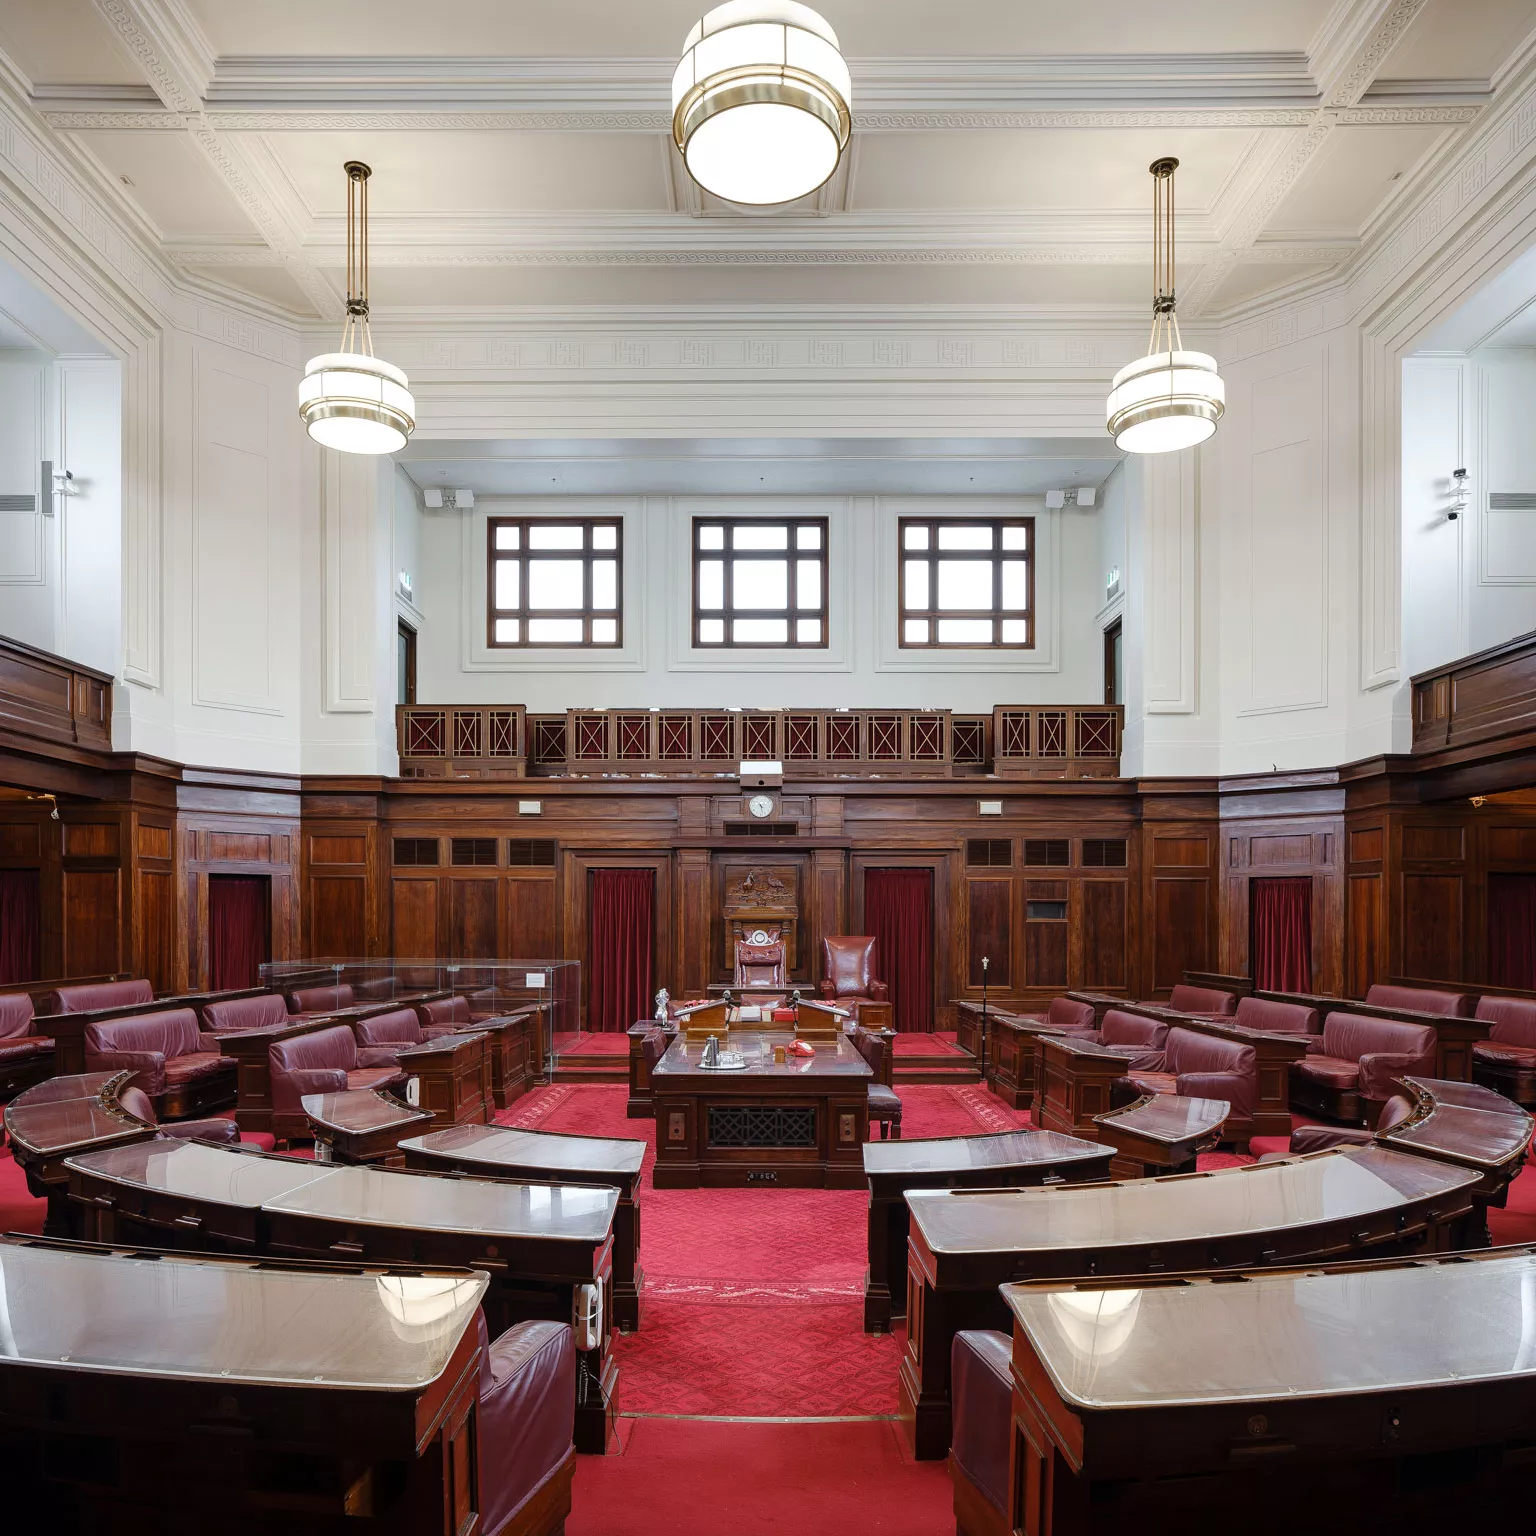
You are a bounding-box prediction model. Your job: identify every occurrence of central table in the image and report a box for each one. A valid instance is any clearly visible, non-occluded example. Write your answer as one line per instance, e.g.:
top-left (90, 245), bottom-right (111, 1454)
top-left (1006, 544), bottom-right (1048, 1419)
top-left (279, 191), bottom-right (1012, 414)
top-left (649, 1029), bottom-right (872, 1189)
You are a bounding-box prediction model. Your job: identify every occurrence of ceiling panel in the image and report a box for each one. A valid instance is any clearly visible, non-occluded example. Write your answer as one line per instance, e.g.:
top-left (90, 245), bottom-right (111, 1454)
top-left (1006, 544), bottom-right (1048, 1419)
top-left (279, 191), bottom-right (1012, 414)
top-left (851, 129), bottom-right (1256, 213)
top-left (1206, 260), bottom-right (1332, 311)
top-left (264, 131), bottom-right (671, 216)
top-left (1264, 124), bottom-right (1446, 236)
top-left (187, 264), bottom-right (324, 316)
top-left (185, 0), bottom-right (1334, 58)
top-left (0, 0), bottom-right (147, 87)
top-left (78, 133), bottom-right (264, 239)
top-left (1376, 0), bottom-right (1536, 81)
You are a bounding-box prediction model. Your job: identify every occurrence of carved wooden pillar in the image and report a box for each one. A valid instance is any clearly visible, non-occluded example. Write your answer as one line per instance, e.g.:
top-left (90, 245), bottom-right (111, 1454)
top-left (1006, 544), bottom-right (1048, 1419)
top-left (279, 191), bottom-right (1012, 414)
top-left (811, 847), bottom-right (847, 990)
top-left (675, 848), bottom-right (711, 999)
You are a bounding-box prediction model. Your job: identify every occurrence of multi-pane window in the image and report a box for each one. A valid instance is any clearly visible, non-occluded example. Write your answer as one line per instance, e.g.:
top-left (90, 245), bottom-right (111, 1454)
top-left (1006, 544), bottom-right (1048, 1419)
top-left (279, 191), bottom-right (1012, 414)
top-left (898, 517), bottom-right (1033, 648)
top-left (488, 517), bottom-right (622, 647)
top-left (692, 517), bottom-right (828, 648)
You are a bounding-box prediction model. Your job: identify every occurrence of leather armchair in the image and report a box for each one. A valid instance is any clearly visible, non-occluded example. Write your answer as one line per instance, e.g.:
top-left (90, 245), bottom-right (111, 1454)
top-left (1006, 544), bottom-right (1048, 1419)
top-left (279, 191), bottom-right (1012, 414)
top-left (1020, 997), bottom-right (1097, 1032)
top-left (476, 1313), bottom-right (576, 1536)
top-left (115, 1083), bottom-right (253, 1146)
top-left (355, 1007), bottom-right (435, 1060)
top-left (1167, 983), bottom-right (1238, 1016)
top-left (417, 996), bottom-right (476, 1032)
top-left (285, 983), bottom-right (355, 1016)
top-left (1365, 983), bottom-right (1475, 1017)
top-left (268, 1024), bottom-right (406, 1140)
top-left (820, 936), bottom-right (888, 1005)
top-left (1290, 1012), bottom-right (1437, 1124)
top-left (850, 1026), bottom-right (902, 1139)
top-left (84, 1008), bottom-right (236, 1119)
top-left (1117, 1027), bottom-right (1257, 1147)
top-left (950, 1330), bottom-right (1012, 1536)
top-left (0, 992), bottom-right (56, 1100)
top-left (48, 978), bottom-right (154, 1014)
top-left (1083, 1009), bottom-right (1167, 1069)
top-left (1232, 996), bottom-right (1319, 1034)
top-left (1471, 997), bottom-right (1536, 1106)
top-left (201, 993), bottom-right (291, 1033)
top-left (1285, 1093), bottom-right (1415, 1156)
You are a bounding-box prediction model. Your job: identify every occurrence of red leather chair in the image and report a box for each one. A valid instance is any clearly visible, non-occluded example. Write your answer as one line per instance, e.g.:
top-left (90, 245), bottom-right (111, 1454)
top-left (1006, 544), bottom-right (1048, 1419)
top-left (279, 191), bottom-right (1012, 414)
top-left (1114, 1027), bottom-right (1257, 1149)
top-left (48, 978), bottom-right (154, 1014)
top-left (115, 1083), bottom-right (277, 1152)
top-left (354, 1006), bottom-right (459, 1060)
top-left (1231, 996), bottom-right (1319, 1033)
top-left (1290, 1012), bottom-right (1437, 1124)
top-left (475, 1313), bottom-right (576, 1536)
top-left (84, 1008), bottom-right (237, 1120)
top-left (417, 996), bottom-right (475, 1031)
top-left (1020, 997), bottom-right (1097, 1032)
top-left (268, 1024), bottom-right (406, 1140)
top-left (849, 1026), bottom-right (902, 1139)
top-left (285, 983), bottom-right (356, 1016)
top-left (201, 993), bottom-right (291, 1033)
top-left (1365, 983), bottom-right (1475, 1017)
top-left (1283, 1093), bottom-right (1416, 1156)
top-left (1470, 996), bottom-right (1536, 1106)
top-left (820, 936), bottom-right (888, 1006)
top-left (949, 1330), bottom-right (1012, 1536)
top-left (1167, 984), bottom-right (1237, 1016)
top-left (0, 993), bottom-right (56, 1100)
top-left (1082, 1009), bottom-right (1168, 1068)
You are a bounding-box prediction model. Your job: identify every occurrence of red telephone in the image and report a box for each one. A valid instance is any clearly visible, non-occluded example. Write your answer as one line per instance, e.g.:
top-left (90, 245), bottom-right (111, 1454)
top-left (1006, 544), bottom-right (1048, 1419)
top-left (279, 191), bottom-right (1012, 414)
top-left (786, 1040), bottom-right (816, 1058)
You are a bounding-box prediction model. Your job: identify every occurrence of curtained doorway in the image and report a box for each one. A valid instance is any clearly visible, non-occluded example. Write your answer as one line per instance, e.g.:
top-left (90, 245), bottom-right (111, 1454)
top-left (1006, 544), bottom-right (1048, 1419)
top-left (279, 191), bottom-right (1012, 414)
top-left (864, 867), bottom-right (934, 1033)
top-left (0, 868), bottom-right (41, 986)
top-left (1489, 873), bottom-right (1536, 990)
top-left (208, 874), bottom-right (271, 991)
top-left (1250, 877), bottom-right (1312, 992)
top-left (587, 867), bottom-right (656, 1033)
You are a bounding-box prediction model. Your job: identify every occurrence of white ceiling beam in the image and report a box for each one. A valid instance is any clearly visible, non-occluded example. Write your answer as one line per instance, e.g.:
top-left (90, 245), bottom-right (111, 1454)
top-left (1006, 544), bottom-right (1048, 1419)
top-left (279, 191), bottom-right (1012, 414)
top-left (88, 0), bottom-right (341, 319)
top-left (1179, 0), bottom-right (1432, 313)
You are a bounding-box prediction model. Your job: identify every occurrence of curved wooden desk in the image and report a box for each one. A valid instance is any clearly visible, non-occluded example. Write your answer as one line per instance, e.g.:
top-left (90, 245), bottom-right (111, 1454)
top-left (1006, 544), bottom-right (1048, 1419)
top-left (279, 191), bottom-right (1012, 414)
top-left (1092, 1092), bottom-right (1229, 1178)
top-left (302, 1087), bottom-right (435, 1166)
top-left (899, 1144), bottom-right (1479, 1459)
top-left (0, 1233), bottom-right (488, 1532)
top-left (401, 1123), bottom-right (648, 1333)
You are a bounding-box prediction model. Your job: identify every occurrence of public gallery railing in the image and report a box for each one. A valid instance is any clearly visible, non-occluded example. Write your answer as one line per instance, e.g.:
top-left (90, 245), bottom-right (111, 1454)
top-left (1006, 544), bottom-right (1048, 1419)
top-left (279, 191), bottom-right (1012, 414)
top-left (396, 704), bottom-right (1123, 782)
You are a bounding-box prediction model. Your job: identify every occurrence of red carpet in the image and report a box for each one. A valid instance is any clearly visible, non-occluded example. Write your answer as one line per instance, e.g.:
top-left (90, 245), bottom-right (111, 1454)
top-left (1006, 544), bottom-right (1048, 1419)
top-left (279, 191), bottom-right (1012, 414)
top-left (0, 1145), bottom-right (43, 1234)
top-left (891, 1031), bottom-right (964, 1056)
top-left (553, 1032), bottom-right (632, 1055)
top-left (568, 1419), bottom-right (950, 1536)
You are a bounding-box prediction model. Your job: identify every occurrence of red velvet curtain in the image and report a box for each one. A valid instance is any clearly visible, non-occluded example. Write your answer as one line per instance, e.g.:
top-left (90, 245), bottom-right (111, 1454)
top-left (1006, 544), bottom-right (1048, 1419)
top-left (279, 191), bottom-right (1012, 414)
top-left (0, 868), bottom-right (41, 986)
top-left (588, 868), bottom-right (655, 1032)
top-left (864, 867), bottom-right (934, 1033)
top-left (208, 874), bottom-right (271, 991)
top-left (1489, 873), bottom-right (1536, 990)
top-left (1250, 877), bottom-right (1312, 992)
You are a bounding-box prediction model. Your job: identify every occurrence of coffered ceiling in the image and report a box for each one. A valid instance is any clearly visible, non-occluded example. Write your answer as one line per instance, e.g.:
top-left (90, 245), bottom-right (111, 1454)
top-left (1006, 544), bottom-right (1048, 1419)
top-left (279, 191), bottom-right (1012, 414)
top-left (3, 0), bottom-right (1533, 321)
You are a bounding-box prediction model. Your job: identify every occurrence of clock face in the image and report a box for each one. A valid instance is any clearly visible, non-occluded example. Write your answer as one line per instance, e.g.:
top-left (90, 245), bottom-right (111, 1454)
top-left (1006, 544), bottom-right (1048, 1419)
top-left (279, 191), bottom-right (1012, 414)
top-left (747, 794), bottom-right (775, 819)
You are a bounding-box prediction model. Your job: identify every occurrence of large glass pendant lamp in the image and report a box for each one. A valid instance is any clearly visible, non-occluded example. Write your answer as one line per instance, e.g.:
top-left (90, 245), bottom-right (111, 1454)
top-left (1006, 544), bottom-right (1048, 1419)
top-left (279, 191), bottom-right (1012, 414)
top-left (298, 161), bottom-right (415, 455)
top-left (672, 1), bottom-right (852, 206)
top-left (1106, 158), bottom-right (1225, 454)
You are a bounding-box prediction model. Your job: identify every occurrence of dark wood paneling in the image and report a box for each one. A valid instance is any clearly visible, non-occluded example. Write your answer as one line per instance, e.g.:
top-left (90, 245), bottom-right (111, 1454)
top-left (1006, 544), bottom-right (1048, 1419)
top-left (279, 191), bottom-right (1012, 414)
top-left (391, 877), bottom-right (440, 958)
top-left (1152, 878), bottom-right (1210, 991)
top-left (1402, 873), bottom-right (1464, 982)
top-left (966, 879), bottom-right (1010, 987)
top-left (1152, 836), bottom-right (1208, 867)
top-left (1347, 874), bottom-right (1384, 996)
top-left (1080, 880), bottom-right (1127, 988)
top-left (507, 875), bottom-right (557, 956)
top-left (136, 869), bottom-right (175, 991)
top-left (0, 634), bottom-right (112, 752)
top-left (1024, 917), bottom-right (1068, 988)
top-left (448, 878), bottom-right (497, 960)
top-left (62, 869), bottom-right (119, 974)
top-left (307, 875), bottom-right (366, 957)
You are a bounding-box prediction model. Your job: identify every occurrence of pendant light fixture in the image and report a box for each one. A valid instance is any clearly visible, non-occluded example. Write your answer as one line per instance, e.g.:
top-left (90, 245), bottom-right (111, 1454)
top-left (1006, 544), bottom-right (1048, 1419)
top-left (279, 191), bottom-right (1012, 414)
top-left (1106, 158), bottom-right (1224, 454)
top-left (298, 161), bottom-right (414, 455)
top-left (672, 1), bottom-right (852, 206)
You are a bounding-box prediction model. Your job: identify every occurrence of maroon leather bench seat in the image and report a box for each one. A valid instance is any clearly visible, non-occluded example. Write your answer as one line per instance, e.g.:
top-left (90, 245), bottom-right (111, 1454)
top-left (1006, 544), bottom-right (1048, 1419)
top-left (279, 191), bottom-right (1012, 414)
top-left (1167, 983), bottom-right (1238, 1016)
top-left (949, 1329), bottom-right (1012, 1536)
top-left (1471, 996), bottom-right (1536, 1106)
top-left (285, 983), bottom-right (356, 1017)
top-left (268, 1024), bottom-right (406, 1140)
top-left (1365, 983), bottom-right (1475, 1017)
top-left (354, 1007), bottom-right (451, 1060)
top-left (0, 993), bottom-right (56, 1098)
top-left (1019, 997), bottom-right (1097, 1032)
top-left (1232, 996), bottom-right (1319, 1034)
top-left (83, 1008), bottom-right (237, 1120)
top-left (115, 1083), bottom-right (278, 1152)
top-left (1290, 1012), bottom-right (1437, 1124)
top-left (48, 978), bottom-right (155, 1014)
top-left (201, 993), bottom-right (292, 1034)
top-left (1080, 1009), bottom-right (1168, 1068)
top-left (418, 995), bottom-right (477, 1031)
top-left (1116, 1026), bottom-right (1257, 1147)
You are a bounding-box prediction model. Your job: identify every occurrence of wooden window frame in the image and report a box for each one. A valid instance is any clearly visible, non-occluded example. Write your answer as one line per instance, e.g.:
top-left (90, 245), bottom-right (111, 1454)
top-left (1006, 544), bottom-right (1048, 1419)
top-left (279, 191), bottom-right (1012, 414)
top-left (487, 516), bottom-right (624, 648)
top-left (691, 515), bottom-right (830, 649)
top-left (897, 516), bottom-right (1035, 649)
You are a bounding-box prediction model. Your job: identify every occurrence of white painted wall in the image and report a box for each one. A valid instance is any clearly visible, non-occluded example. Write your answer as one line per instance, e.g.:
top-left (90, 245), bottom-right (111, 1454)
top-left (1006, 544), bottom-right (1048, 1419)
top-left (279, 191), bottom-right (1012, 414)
top-left (410, 490), bottom-right (1104, 712)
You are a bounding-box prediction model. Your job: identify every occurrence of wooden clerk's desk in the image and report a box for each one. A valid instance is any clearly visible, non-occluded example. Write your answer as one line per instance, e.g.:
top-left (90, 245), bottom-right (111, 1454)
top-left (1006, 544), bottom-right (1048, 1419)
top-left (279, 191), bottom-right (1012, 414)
top-left (65, 1138), bottom-right (622, 1453)
top-left (861, 1128), bottom-right (1113, 1334)
top-left (402, 1122), bottom-right (649, 1333)
top-left (898, 1144), bottom-right (1480, 1459)
top-left (0, 1235), bottom-right (490, 1533)
top-left (303, 1087), bottom-right (435, 1166)
top-left (1002, 1245), bottom-right (1536, 1532)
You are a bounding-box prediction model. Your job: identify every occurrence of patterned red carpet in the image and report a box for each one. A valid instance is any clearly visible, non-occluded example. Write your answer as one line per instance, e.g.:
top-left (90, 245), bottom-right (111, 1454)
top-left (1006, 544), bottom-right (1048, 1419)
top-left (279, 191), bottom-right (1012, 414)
top-left (890, 1031), bottom-right (964, 1056)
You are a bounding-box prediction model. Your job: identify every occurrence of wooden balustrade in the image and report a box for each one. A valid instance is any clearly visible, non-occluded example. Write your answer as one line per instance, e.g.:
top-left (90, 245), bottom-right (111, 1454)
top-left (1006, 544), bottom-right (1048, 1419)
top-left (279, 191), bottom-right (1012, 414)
top-left (397, 703), bottom-right (1122, 780)
top-left (1412, 628), bottom-right (1536, 755)
top-left (0, 635), bottom-right (111, 756)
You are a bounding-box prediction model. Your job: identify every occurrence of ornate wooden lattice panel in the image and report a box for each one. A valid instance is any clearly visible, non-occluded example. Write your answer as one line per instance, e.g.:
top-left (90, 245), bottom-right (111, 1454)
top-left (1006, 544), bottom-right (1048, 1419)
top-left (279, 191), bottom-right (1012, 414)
top-left (706, 1105), bottom-right (817, 1148)
top-left (992, 706), bottom-right (1123, 779)
top-left (397, 705), bottom-right (527, 779)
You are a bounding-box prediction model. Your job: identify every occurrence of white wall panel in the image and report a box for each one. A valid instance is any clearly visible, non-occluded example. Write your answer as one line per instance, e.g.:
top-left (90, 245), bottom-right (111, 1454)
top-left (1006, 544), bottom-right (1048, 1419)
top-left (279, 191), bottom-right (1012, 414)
top-left (56, 359), bottom-right (121, 677)
top-left (0, 360), bottom-right (49, 650)
top-left (321, 449), bottom-right (379, 714)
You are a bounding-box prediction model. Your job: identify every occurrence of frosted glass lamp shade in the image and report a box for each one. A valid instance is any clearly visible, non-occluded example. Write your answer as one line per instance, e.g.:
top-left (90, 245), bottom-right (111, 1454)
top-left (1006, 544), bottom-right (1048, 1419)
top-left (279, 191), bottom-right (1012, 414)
top-left (299, 351), bottom-right (415, 455)
top-left (1106, 349), bottom-right (1225, 454)
top-left (672, 0), bottom-right (852, 205)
